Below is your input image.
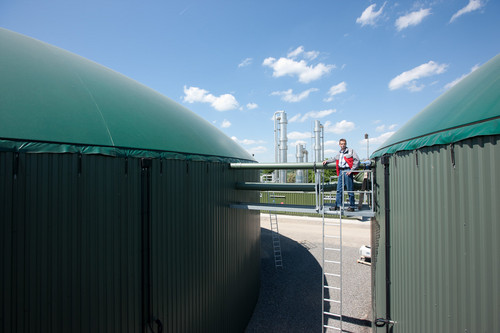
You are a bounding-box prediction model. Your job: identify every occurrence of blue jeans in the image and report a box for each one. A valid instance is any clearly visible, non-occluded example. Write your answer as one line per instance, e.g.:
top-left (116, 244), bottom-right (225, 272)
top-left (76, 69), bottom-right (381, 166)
top-left (336, 171), bottom-right (355, 208)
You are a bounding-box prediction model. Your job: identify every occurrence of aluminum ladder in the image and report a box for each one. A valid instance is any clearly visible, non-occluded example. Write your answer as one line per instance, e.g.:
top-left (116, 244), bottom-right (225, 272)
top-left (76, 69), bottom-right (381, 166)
top-left (321, 169), bottom-right (343, 332)
top-left (322, 211), bottom-right (343, 331)
top-left (269, 212), bottom-right (283, 269)
top-left (268, 191), bottom-right (283, 269)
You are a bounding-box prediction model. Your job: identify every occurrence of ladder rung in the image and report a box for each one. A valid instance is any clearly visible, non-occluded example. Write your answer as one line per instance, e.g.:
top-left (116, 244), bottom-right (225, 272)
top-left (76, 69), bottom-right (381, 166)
top-left (324, 273), bottom-right (341, 277)
top-left (323, 324), bottom-right (341, 330)
top-left (324, 286), bottom-right (341, 290)
top-left (324, 298), bottom-right (341, 303)
top-left (325, 247), bottom-right (340, 251)
top-left (325, 235), bottom-right (340, 239)
top-left (325, 223), bottom-right (340, 226)
top-left (324, 260), bottom-right (340, 264)
top-left (323, 311), bottom-right (341, 317)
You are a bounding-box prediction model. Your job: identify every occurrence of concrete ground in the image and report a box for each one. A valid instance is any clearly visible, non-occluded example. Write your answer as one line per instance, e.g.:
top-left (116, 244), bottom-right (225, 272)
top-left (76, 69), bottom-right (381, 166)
top-left (246, 214), bottom-right (372, 333)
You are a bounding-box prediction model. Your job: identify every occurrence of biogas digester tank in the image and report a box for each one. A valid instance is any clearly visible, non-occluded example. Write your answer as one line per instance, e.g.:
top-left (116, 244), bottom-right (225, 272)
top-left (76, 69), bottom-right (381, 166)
top-left (0, 28), bottom-right (260, 333)
top-left (371, 53), bottom-right (500, 332)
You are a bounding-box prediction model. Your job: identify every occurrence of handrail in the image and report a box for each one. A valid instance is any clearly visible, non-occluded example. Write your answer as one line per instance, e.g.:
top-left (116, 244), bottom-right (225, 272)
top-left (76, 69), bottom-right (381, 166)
top-left (236, 182), bottom-right (337, 192)
top-left (229, 162), bottom-right (335, 170)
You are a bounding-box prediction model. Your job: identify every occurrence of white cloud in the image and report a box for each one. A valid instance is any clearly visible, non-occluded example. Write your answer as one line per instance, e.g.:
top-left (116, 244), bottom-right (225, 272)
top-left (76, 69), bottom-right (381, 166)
top-left (288, 131), bottom-right (312, 140)
top-left (246, 102), bottom-right (258, 110)
top-left (450, 0), bottom-right (484, 23)
top-left (324, 81), bottom-right (347, 102)
top-left (288, 114), bottom-right (302, 123)
top-left (238, 57), bottom-right (253, 68)
top-left (231, 136), bottom-right (266, 145)
top-left (395, 8), bottom-right (432, 31)
top-left (364, 131), bottom-right (396, 146)
top-left (183, 86), bottom-right (239, 111)
top-left (388, 61), bottom-right (448, 91)
top-left (324, 149), bottom-right (337, 156)
top-left (289, 109), bottom-right (337, 123)
top-left (375, 124), bottom-right (398, 132)
top-left (292, 140), bottom-right (308, 147)
top-left (248, 146), bottom-right (268, 154)
top-left (221, 119), bottom-right (231, 128)
top-left (356, 2), bottom-right (386, 27)
top-left (444, 64), bottom-right (480, 90)
top-left (324, 120), bottom-right (356, 134)
top-left (324, 140), bottom-right (339, 148)
top-left (263, 47), bottom-right (335, 83)
top-left (287, 46), bottom-right (319, 60)
top-left (271, 88), bottom-right (319, 102)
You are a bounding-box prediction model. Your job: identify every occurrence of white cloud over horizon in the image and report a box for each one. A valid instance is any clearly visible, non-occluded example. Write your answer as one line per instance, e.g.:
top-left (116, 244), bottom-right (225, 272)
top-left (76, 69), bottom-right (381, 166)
top-left (288, 131), bottom-right (312, 140)
top-left (271, 88), bottom-right (319, 102)
top-left (363, 131), bottom-right (396, 146)
top-left (221, 119), bottom-right (231, 128)
top-left (450, 0), bottom-right (484, 23)
top-left (324, 81), bottom-right (347, 102)
top-left (183, 86), bottom-right (239, 111)
top-left (395, 8), bottom-right (432, 31)
top-left (289, 109), bottom-right (336, 123)
top-left (263, 46), bottom-right (335, 83)
top-left (324, 120), bottom-right (356, 134)
top-left (247, 146), bottom-right (268, 155)
top-left (356, 2), bottom-right (386, 27)
top-left (389, 61), bottom-right (448, 91)
top-left (231, 136), bottom-right (266, 145)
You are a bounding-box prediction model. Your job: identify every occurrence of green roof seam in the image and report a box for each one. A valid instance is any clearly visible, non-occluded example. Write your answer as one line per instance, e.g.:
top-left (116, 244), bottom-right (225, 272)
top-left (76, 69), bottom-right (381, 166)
top-left (0, 138), bottom-right (255, 163)
top-left (371, 117), bottom-right (500, 158)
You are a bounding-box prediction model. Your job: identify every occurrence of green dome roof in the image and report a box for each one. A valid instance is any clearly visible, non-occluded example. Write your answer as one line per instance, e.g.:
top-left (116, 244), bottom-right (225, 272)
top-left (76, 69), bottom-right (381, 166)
top-left (372, 53), bottom-right (500, 158)
top-left (0, 28), bottom-right (254, 161)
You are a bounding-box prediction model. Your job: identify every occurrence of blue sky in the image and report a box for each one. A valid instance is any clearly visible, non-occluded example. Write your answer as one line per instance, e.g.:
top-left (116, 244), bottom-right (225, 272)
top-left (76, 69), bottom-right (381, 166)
top-left (2, 0), bottom-right (499, 162)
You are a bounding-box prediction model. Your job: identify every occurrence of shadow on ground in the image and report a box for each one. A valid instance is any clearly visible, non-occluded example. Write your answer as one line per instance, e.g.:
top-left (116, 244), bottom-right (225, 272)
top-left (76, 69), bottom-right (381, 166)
top-left (245, 228), bottom-right (324, 332)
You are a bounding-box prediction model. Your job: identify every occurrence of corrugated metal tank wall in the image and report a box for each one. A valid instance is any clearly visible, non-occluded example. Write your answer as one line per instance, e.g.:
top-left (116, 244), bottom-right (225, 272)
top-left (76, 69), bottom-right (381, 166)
top-left (372, 135), bottom-right (500, 332)
top-left (0, 152), bottom-right (260, 333)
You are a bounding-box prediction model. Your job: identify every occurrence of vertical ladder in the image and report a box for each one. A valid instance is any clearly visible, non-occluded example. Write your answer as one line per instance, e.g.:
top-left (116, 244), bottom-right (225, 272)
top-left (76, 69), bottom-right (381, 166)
top-left (268, 191), bottom-right (283, 269)
top-left (322, 195), bottom-right (343, 331)
top-left (270, 213), bottom-right (283, 269)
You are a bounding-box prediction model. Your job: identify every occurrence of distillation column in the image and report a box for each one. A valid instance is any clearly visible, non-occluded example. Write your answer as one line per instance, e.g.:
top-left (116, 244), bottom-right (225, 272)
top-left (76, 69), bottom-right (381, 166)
top-left (314, 120), bottom-right (324, 163)
top-left (296, 144), bottom-right (304, 183)
top-left (274, 111), bottom-right (288, 183)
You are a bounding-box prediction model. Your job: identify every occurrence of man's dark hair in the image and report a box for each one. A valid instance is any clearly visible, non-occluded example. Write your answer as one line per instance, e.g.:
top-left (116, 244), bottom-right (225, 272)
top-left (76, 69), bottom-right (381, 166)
top-left (339, 138), bottom-right (347, 144)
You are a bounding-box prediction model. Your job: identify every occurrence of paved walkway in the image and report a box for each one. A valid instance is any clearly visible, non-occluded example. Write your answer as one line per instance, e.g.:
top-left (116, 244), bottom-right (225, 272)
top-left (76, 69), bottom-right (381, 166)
top-left (246, 214), bottom-right (372, 333)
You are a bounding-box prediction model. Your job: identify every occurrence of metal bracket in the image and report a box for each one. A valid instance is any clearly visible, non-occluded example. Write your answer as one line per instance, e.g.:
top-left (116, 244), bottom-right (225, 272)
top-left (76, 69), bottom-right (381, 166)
top-left (375, 318), bottom-right (397, 327)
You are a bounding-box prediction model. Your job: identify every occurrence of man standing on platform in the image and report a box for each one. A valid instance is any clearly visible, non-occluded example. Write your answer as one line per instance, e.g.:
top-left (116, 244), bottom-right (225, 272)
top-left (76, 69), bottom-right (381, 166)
top-left (323, 138), bottom-right (360, 211)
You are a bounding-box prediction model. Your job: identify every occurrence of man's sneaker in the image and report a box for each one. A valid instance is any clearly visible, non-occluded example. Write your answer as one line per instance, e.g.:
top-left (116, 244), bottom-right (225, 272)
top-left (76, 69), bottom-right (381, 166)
top-left (346, 207), bottom-right (355, 212)
top-left (329, 206), bottom-right (339, 211)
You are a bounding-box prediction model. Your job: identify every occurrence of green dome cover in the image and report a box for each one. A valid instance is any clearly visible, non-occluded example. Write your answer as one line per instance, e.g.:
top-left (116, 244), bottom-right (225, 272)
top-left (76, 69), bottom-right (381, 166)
top-left (0, 28), bottom-right (254, 161)
top-left (372, 53), bottom-right (500, 158)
